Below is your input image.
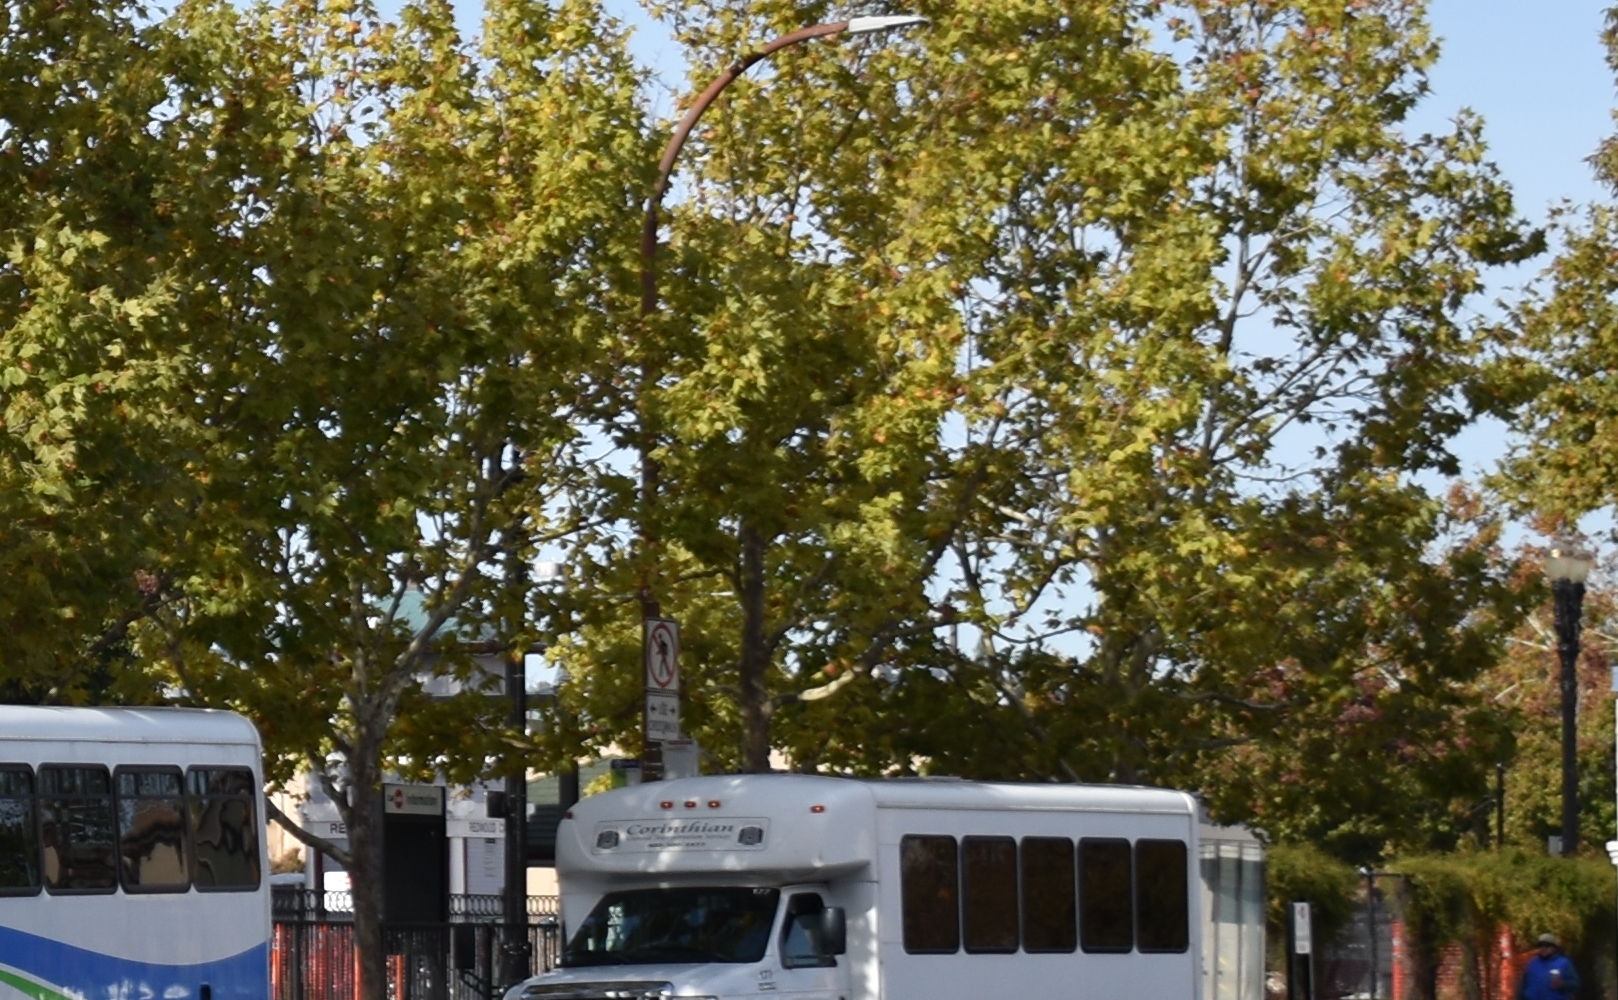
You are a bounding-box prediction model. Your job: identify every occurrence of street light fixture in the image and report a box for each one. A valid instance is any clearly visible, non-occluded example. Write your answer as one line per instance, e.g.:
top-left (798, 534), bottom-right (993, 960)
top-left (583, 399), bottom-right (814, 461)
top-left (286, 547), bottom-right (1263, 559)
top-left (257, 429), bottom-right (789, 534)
top-left (1545, 540), bottom-right (1595, 856)
top-left (634, 13), bottom-right (926, 774)
top-left (846, 15), bottom-right (931, 34)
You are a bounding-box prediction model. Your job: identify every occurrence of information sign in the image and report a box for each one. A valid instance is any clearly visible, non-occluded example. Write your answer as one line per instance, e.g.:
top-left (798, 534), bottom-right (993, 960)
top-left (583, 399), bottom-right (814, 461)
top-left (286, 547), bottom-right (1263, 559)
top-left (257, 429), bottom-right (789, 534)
top-left (1292, 901), bottom-right (1312, 955)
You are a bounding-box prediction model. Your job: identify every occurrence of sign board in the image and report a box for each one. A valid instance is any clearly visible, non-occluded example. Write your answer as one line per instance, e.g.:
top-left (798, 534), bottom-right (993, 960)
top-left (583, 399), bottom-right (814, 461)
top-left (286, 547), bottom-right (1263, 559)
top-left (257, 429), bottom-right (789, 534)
top-left (662, 739), bottom-right (700, 779)
top-left (447, 817), bottom-right (505, 839)
top-left (383, 783), bottom-right (445, 816)
top-left (645, 619), bottom-right (681, 692)
top-left (1292, 901), bottom-right (1312, 955)
top-left (645, 618), bottom-right (682, 742)
top-left (590, 818), bottom-right (770, 855)
top-left (464, 837), bottom-right (503, 895)
top-left (647, 693), bottom-right (681, 741)
top-left (610, 759), bottom-right (643, 788)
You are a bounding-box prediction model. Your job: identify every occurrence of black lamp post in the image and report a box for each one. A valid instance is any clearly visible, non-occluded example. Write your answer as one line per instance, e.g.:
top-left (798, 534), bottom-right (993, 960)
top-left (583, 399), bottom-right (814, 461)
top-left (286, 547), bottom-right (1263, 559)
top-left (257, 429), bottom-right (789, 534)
top-left (1546, 541), bottom-right (1595, 856)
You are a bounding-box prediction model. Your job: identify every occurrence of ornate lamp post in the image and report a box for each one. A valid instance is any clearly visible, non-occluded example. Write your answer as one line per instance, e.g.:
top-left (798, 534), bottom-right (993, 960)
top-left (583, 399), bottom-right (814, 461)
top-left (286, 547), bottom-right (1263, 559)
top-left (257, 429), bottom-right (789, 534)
top-left (1546, 540), bottom-right (1595, 855)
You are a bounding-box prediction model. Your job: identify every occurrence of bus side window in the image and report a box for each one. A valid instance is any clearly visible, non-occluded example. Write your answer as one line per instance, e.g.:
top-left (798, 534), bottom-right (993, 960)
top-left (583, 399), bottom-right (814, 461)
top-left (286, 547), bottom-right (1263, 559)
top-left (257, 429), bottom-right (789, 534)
top-left (1078, 838), bottom-right (1133, 953)
top-left (0, 766), bottom-right (39, 894)
top-left (900, 835), bottom-right (959, 954)
top-left (188, 767), bottom-right (261, 890)
top-left (961, 836), bottom-right (1018, 953)
top-left (39, 765), bottom-right (117, 893)
top-left (116, 768), bottom-right (190, 893)
top-left (781, 892), bottom-right (835, 968)
top-left (1135, 839), bottom-right (1189, 953)
top-left (1020, 836), bottom-right (1075, 953)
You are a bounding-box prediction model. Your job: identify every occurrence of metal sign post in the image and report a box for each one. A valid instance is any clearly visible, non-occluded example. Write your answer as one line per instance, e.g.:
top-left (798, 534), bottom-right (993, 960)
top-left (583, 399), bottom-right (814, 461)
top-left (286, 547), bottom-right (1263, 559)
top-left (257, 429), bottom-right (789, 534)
top-left (1288, 901), bottom-right (1313, 1000)
top-left (643, 618), bottom-right (681, 781)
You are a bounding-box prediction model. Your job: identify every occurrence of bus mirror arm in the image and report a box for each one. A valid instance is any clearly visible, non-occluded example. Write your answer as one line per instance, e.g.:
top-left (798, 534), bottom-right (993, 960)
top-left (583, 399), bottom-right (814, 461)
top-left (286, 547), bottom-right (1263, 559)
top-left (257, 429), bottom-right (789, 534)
top-left (820, 907), bottom-right (847, 956)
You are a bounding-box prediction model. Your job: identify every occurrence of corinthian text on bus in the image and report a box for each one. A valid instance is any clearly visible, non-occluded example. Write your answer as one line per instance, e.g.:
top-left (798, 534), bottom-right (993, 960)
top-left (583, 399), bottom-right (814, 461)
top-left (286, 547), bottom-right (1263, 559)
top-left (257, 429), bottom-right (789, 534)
top-left (591, 818), bottom-right (771, 853)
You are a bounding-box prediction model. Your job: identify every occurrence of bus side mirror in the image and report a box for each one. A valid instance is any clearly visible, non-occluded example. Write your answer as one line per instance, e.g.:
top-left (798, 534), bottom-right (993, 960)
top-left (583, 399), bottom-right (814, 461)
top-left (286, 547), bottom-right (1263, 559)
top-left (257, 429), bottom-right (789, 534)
top-left (820, 907), bottom-right (847, 955)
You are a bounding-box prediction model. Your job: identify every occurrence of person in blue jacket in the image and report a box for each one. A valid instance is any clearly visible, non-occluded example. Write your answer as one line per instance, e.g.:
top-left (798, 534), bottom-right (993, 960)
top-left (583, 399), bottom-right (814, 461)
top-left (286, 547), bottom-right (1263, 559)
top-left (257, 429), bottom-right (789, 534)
top-left (1519, 933), bottom-right (1580, 1000)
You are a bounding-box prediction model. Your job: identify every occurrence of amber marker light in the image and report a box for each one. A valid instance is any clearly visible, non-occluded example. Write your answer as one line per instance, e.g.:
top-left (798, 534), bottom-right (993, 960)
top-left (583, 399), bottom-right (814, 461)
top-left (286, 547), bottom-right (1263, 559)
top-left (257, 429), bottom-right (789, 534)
top-left (660, 801), bottom-right (674, 809)
top-left (811, 805), bottom-right (826, 813)
top-left (708, 800), bottom-right (722, 809)
top-left (684, 800), bottom-right (698, 808)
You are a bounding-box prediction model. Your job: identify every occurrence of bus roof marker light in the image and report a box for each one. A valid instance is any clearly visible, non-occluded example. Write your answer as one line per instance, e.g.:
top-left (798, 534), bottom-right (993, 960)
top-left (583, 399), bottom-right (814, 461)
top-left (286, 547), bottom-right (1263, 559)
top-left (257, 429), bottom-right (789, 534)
top-left (660, 800), bottom-right (674, 809)
top-left (811, 805), bottom-right (826, 813)
top-left (708, 800), bottom-right (722, 808)
top-left (684, 800), bottom-right (698, 808)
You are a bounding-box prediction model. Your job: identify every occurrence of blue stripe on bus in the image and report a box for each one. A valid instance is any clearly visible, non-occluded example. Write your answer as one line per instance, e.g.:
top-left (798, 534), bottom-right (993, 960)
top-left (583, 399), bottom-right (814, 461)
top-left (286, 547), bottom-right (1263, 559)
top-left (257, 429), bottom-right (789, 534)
top-left (0, 923), bottom-right (268, 1000)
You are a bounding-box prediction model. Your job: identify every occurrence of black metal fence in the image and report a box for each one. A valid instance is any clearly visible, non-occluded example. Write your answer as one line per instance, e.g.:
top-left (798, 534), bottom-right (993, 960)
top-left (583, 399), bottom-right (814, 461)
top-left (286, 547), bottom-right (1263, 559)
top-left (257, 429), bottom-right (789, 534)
top-left (272, 888), bottom-right (560, 921)
top-left (271, 888), bottom-right (561, 1000)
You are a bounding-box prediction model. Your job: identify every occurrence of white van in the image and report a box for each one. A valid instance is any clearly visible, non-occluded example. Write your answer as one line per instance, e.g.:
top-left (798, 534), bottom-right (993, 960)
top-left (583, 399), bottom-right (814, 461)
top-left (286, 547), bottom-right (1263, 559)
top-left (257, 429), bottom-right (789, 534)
top-left (504, 774), bottom-right (1204, 1000)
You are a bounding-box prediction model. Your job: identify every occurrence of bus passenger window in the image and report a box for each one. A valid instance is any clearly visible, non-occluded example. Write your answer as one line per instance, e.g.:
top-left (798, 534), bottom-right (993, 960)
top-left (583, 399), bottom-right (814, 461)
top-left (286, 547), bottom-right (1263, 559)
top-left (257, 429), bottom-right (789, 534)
top-left (900, 835), bottom-right (959, 954)
top-left (1020, 836), bottom-right (1075, 953)
top-left (1135, 839), bottom-right (1189, 953)
top-left (39, 765), bottom-right (117, 893)
top-left (962, 837), bottom-right (1018, 953)
top-left (188, 767), bottom-right (261, 890)
top-left (1079, 838), bottom-right (1132, 953)
top-left (116, 769), bottom-right (189, 892)
top-left (0, 767), bottom-right (39, 893)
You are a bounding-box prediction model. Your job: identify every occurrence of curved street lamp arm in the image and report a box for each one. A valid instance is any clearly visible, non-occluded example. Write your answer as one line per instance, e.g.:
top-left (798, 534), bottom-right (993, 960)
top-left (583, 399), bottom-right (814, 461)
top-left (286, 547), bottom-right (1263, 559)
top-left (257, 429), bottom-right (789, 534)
top-left (638, 20), bottom-right (852, 317)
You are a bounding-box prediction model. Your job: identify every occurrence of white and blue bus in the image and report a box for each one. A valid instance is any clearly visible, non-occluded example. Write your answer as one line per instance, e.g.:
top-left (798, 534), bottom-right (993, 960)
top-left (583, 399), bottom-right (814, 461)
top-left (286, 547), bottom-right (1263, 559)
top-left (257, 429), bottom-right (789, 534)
top-left (0, 706), bottom-right (269, 1000)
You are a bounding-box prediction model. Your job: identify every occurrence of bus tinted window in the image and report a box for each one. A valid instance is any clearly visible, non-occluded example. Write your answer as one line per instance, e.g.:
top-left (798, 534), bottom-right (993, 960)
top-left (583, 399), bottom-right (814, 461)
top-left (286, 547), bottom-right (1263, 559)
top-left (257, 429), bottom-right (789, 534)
top-left (1136, 839), bottom-right (1189, 952)
top-left (1020, 836), bottom-right (1076, 952)
top-left (188, 767), bottom-right (260, 890)
top-left (1079, 838), bottom-right (1133, 952)
top-left (962, 837), bottom-right (1018, 953)
top-left (117, 769), bottom-right (189, 892)
top-left (900, 835), bottom-right (959, 954)
top-left (39, 766), bottom-right (117, 892)
top-left (0, 767), bottom-right (38, 892)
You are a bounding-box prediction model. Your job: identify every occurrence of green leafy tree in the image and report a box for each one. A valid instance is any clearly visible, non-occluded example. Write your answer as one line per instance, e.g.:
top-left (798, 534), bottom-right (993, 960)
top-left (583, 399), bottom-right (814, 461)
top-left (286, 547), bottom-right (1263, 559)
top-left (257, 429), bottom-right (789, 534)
top-left (550, 0), bottom-right (1540, 856)
top-left (1, 2), bottom-right (646, 997)
top-left (1501, 7), bottom-right (1618, 521)
top-left (0, 0), bottom-right (235, 701)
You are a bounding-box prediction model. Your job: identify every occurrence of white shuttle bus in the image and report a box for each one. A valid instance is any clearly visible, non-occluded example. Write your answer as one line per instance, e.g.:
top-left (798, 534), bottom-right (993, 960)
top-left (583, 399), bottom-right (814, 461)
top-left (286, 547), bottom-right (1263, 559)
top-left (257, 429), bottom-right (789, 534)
top-left (506, 774), bottom-right (1201, 1000)
top-left (0, 707), bottom-right (269, 1000)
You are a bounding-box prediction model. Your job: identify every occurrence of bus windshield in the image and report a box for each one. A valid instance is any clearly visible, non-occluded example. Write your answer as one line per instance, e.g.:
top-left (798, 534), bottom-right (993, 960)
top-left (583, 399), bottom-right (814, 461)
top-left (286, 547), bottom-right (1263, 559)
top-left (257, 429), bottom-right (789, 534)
top-left (563, 887), bottom-right (780, 967)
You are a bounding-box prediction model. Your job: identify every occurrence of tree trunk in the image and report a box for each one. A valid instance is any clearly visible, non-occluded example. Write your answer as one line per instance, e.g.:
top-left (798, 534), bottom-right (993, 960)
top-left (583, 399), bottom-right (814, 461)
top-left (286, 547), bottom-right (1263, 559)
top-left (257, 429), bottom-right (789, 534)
top-left (345, 731), bottom-right (388, 1000)
top-left (739, 523), bottom-right (771, 773)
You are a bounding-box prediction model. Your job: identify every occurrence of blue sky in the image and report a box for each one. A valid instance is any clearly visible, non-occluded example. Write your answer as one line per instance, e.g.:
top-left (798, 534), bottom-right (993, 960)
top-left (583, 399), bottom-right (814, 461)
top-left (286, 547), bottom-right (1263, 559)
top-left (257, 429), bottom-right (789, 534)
top-left (1421, 1), bottom-right (1612, 217)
